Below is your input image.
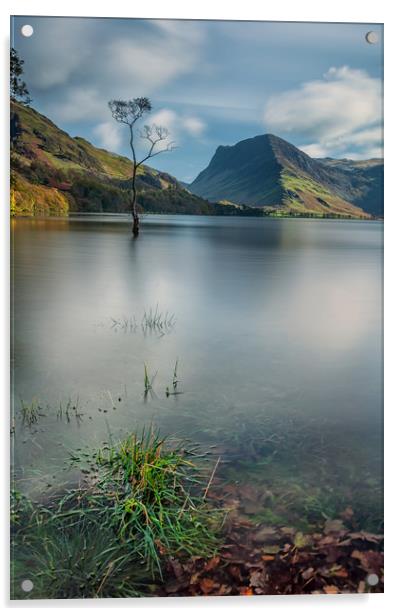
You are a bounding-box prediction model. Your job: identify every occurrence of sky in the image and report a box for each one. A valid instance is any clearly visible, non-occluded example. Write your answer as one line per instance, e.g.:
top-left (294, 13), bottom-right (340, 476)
top-left (11, 17), bottom-right (383, 182)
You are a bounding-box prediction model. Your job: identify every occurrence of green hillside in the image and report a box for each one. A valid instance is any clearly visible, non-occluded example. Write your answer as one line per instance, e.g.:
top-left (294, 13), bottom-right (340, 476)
top-left (10, 102), bottom-right (252, 217)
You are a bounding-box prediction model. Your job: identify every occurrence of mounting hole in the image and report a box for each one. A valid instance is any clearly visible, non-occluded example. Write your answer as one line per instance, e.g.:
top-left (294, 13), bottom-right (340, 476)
top-left (365, 31), bottom-right (379, 44)
top-left (21, 579), bottom-right (34, 592)
top-left (366, 573), bottom-right (379, 586)
top-left (21, 24), bottom-right (34, 38)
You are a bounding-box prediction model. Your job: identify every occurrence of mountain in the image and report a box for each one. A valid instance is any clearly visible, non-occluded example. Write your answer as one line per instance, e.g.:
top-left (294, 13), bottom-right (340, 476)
top-left (316, 158), bottom-right (383, 218)
top-left (189, 134), bottom-right (383, 218)
top-left (10, 102), bottom-right (257, 218)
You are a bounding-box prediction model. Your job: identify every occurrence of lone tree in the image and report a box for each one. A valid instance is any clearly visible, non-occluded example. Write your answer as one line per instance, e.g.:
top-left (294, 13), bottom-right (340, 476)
top-left (10, 48), bottom-right (31, 104)
top-left (108, 98), bottom-right (175, 237)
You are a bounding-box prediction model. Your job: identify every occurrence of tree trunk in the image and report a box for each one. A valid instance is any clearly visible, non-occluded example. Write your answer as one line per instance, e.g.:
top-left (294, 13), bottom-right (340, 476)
top-left (131, 169), bottom-right (139, 237)
top-left (132, 212), bottom-right (139, 237)
top-left (129, 125), bottom-right (140, 237)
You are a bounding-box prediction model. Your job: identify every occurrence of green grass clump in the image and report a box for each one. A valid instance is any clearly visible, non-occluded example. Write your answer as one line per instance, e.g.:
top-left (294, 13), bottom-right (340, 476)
top-left (93, 429), bottom-right (221, 570)
top-left (11, 428), bottom-right (222, 599)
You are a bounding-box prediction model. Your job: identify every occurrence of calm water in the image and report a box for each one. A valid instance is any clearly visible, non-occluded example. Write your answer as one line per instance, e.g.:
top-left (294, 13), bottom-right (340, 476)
top-left (11, 215), bottom-right (383, 517)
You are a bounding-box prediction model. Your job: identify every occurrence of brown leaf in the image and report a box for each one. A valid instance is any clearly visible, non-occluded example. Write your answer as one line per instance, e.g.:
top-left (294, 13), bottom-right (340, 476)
top-left (348, 531), bottom-right (383, 544)
top-left (318, 535), bottom-right (336, 546)
top-left (252, 526), bottom-right (279, 543)
top-left (324, 585), bottom-right (339, 594)
top-left (204, 555), bottom-right (220, 571)
top-left (249, 569), bottom-right (266, 589)
top-left (168, 557), bottom-right (184, 579)
top-left (190, 571), bottom-right (201, 585)
top-left (324, 547), bottom-right (344, 564)
top-left (301, 567), bottom-right (315, 581)
top-left (324, 519), bottom-right (346, 534)
top-left (280, 526), bottom-right (296, 536)
top-left (340, 506), bottom-right (354, 520)
top-left (262, 544), bottom-right (281, 554)
top-left (351, 549), bottom-right (383, 572)
top-left (358, 581), bottom-right (366, 593)
top-left (199, 577), bottom-right (216, 595)
top-left (228, 565), bottom-right (243, 581)
top-left (240, 587), bottom-right (254, 595)
top-left (329, 566), bottom-right (348, 578)
top-left (217, 584), bottom-right (232, 595)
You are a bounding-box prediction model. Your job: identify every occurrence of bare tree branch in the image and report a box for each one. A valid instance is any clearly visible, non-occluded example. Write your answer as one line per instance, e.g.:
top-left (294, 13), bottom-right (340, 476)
top-left (137, 124), bottom-right (177, 166)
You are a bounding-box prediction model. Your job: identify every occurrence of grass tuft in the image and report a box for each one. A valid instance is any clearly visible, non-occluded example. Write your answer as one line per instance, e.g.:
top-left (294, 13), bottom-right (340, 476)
top-left (11, 427), bottom-right (222, 598)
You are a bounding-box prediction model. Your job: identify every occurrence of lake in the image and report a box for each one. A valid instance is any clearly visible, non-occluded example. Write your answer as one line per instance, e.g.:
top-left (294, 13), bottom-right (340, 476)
top-left (11, 215), bottom-right (383, 529)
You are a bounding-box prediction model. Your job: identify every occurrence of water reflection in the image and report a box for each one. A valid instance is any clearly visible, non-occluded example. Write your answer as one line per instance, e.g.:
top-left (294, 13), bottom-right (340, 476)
top-left (11, 216), bottom-right (383, 501)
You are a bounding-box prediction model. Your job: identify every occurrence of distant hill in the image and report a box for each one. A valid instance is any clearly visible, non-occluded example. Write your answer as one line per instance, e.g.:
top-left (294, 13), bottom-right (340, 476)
top-left (10, 102), bottom-right (256, 217)
top-left (189, 134), bottom-right (383, 218)
top-left (316, 157), bottom-right (383, 218)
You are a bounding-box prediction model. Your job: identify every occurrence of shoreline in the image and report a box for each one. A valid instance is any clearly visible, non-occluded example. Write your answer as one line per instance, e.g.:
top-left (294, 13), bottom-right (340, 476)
top-left (11, 212), bottom-right (384, 222)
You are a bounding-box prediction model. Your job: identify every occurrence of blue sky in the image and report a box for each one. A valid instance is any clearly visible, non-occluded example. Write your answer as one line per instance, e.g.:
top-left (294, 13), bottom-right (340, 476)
top-left (12, 17), bottom-right (383, 182)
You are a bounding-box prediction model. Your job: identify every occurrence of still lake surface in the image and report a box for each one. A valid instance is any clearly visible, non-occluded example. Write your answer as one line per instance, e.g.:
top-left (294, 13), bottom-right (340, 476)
top-left (11, 215), bottom-right (383, 524)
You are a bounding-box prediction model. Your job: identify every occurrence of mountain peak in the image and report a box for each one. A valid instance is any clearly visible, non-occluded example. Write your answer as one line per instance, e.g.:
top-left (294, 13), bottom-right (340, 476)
top-left (190, 133), bottom-right (382, 217)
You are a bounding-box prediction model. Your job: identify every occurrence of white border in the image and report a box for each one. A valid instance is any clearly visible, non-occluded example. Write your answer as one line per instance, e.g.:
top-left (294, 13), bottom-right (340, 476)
top-left (1, 1), bottom-right (399, 615)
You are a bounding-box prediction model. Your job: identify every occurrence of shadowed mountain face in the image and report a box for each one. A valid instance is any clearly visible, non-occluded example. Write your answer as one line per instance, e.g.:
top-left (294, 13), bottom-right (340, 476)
top-left (316, 158), bottom-right (384, 218)
top-left (190, 134), bottom-right (383, 218)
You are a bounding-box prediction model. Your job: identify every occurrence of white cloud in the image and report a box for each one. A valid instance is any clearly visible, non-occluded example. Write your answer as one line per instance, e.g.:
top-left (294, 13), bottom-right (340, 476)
top-left (23, 19), bottom-right (206, 123)
top-left (87, 107), bottom-right (206, 157)
top-left (92, 121), bottom-right (123, 152)
top-left (53, 88), bottom-right (106, 123)
top-left (264, 66), bottom-right (383, 158)
top-left (149, 108), bottom-right (206, 142)
top-left (299, 143), bottom-right (331, 158)
top-left (182, 116), bottom-right (206, 137)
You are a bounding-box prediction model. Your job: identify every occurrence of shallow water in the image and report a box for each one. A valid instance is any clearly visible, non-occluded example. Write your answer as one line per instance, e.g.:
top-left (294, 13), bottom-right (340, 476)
top-left (11, 215), bottom-right (383, 525)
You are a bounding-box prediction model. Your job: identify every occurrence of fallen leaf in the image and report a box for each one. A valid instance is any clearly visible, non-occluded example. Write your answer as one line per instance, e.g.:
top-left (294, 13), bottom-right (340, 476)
top-left (351, 549), bottom-right (383, 572)
top-left (228, 565), bottom-right (243, 581)
top-left (324, 519), bottom-right (346, 534)
top-left (240, 587), bottom-right (254, 595)
top-left (249, 569), bottom-right (265, 589)
top-left (262, 544), bottom-right (281, 554)
top-left (280, 526), bottom-right (296, 536)
top-left (204, 555), bottom-right (220, 571)
top-left (168, 557), bottom-right (184, 578)
top-left (340, 506), bottom-right (354, 520)
top-left (199, 577), bottom-right (216, 595)
top-left (253, 526), bottom-right (279, 543)
top-left (329, 566), bottom-right (348, 578)
top-left (324, 585), bottom-right (339, 594)
top-left (294, 532), bottom-right (311, 548)
top-left (348, 531), bottom-right (383, 544)
top-left (301, 567), bottom-right (315, 581)
top-left (217, 584), bottom-right (232, 595)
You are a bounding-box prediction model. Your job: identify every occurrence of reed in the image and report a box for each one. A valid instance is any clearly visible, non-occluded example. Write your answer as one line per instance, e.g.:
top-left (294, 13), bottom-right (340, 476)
top-left (142, 305), bottom-right (176, 335)
top-left (18, 398), bottom-right (45, 427)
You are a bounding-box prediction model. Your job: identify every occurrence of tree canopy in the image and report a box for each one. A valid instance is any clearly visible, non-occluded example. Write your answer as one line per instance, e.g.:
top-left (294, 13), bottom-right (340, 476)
top-left (10, 48), bottom-right (31, 105)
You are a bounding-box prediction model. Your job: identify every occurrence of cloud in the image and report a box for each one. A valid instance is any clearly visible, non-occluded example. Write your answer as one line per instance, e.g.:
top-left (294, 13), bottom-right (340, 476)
top-left (182, 116), bottom-right (206, 137)
top-left (90, 107), bottom-right (206, 156)
top-left (264, 66), bottom-right (383, 158)
top-left (92, 121), bottom-right (123, 152)
top-left (21, 18), bottom-right (206, 123)
top-left (53, 88), bottom-right (106, 122)
top-left (149, 108), bottom-right (206, 141)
